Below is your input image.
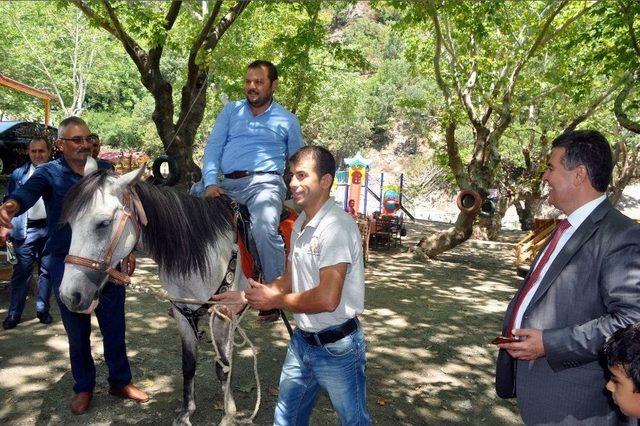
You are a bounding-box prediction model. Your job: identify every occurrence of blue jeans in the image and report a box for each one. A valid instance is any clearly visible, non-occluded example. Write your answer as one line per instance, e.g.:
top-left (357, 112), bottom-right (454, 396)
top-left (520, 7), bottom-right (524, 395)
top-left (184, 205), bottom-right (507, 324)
top-left (47, 254), bottom-right (132, 393)
top-left (274, 325), bottom-right (371, 426)
top-left (7, 226), bottom-right (51, 316)
top-left (221, 173), bottom-right (286, 282)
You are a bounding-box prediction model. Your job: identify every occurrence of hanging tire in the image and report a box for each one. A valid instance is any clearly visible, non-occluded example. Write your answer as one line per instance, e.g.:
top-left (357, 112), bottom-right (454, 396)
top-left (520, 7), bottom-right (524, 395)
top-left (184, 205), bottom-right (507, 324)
top-left (152, 155), bottom-right (180, 186)
top-left (479, 199), bottom-right (497, 217)
top-left (456, 190), bottom-right (481, 215)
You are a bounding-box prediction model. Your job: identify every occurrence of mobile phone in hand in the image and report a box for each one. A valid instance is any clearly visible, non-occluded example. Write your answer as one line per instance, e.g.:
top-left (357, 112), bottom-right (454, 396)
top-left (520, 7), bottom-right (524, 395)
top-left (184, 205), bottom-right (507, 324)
top-left (491, 335), bottom-right (519, 345)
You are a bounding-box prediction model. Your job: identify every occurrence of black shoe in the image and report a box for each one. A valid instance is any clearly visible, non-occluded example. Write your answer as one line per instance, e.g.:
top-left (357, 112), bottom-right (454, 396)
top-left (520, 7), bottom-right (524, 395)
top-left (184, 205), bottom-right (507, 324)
top-left (257, 309), bottom-right (280, 324)
top-left (2, 314), bottom-right (21, 330)
top-left (36, 311), bottom-right (53, 325)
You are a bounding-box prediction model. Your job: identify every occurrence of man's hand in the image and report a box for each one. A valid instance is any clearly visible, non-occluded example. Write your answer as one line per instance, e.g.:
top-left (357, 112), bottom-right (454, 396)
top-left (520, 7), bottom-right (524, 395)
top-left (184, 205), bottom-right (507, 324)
top-left (498, 328), bottom-right (545, 360)
top-left (123, 254), bottom-right (136, 276)
top-left (204, 185), bottom-right (225, 198)
top-left (0, 227), bottom-right (10, 243)
top-left (244, 278), bottom-right (282, 311)
top-left (209, 290), bottom-right (247, 318)
top-left (0, 200), bottom-right (20, 229)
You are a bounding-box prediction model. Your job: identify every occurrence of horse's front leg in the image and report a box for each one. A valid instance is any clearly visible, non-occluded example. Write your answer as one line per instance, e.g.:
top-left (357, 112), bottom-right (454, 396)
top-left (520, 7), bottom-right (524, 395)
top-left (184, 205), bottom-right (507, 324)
top-left (212, 314), bottom-right (237, 416)
top-left (173, 314), bottom-right (198, 426)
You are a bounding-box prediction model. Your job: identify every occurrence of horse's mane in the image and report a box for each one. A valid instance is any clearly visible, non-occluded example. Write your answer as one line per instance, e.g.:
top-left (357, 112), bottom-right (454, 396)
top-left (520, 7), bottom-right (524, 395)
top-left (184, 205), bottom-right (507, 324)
top-left (61, 170), bottom-right (234, 278)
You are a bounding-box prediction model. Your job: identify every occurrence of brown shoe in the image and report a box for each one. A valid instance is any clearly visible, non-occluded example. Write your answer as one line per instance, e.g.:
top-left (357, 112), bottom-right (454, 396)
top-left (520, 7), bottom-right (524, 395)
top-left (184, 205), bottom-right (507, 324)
top-left (109, 383), bottom-right (150, 403)
top-left (70, 391), bottom-right (93, 415)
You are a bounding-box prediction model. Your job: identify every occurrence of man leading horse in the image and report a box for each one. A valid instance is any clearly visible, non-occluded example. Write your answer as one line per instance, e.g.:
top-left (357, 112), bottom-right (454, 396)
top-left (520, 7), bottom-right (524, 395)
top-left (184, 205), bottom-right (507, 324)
top-left (0, 116), bottom-right (149, 415)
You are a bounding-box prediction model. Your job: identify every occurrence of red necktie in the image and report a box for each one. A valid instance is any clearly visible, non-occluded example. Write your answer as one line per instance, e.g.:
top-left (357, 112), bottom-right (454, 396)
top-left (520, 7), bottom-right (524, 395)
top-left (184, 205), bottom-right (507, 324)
top-left (507, 219), bottom-right (571, 337)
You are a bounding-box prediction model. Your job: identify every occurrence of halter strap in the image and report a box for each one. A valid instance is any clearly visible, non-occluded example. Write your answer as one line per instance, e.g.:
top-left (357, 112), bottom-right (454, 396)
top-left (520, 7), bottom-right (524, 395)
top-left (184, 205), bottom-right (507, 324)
top-left (64, 187), bottom-right (145, 286)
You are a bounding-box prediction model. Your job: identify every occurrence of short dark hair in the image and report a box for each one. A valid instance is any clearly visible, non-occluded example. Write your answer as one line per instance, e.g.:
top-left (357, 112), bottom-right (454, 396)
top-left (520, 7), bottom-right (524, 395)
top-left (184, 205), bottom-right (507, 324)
top-left (290, 146), bottom-right (336, 182)
top-left (603, 323), bottom-right (640, 392)
top-left (551, 130), bottom-right (612, 192)
top-left (248, 60), bottom-right (278, 82)
top-left (58, 116), bottom-right (89, 138)
top-left (29, 138), bottom-right (50, 150)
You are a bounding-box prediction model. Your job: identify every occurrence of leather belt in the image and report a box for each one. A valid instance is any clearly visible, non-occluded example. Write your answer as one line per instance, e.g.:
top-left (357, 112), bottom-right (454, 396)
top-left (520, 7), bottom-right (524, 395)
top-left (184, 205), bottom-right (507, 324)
top-left (223, 170), bottom-right (280, 179)
top-left (299, 317), bottom-right (359, 346)
top-left (27, 219), bottom-right (47, 228)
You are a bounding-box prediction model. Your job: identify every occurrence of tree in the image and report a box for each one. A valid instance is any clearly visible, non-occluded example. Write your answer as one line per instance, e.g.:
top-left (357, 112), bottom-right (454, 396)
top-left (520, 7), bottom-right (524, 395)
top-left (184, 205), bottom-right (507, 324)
top-left (393, 0), bottom-right (601, 258)
top-left (0, 3), bottom-right (136, 121)
top-left (69, 0), bottom-right (251, 185)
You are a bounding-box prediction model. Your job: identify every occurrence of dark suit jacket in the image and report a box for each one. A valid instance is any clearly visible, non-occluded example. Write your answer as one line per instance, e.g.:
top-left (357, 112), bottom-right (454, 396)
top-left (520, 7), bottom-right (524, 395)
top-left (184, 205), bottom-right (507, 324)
top-left (496, 200), bottom-right (640, 425)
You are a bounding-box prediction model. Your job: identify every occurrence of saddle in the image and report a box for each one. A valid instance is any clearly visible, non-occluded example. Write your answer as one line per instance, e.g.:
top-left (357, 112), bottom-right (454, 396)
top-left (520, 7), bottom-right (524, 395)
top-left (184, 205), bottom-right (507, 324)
top-left (234, 203), bottom-right (298, 280)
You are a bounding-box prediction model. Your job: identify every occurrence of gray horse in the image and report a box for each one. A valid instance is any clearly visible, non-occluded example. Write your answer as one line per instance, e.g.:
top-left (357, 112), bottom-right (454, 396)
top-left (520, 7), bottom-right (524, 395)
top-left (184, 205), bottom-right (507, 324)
top-left (59, 159), bottom-right (249, 425)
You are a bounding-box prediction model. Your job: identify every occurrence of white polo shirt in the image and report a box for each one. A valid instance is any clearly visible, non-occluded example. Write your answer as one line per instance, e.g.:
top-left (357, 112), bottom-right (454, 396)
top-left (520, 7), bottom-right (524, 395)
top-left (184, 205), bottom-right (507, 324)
top-left (290, 197), bottom-right (365, 332)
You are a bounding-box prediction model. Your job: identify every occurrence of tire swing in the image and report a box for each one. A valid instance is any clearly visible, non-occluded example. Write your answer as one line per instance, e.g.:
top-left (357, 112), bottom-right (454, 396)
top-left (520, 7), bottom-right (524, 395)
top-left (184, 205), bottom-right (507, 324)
top-left (456, 189), bottom-right (482, 216)
top-left (151, 155), bottom-right (180, 186)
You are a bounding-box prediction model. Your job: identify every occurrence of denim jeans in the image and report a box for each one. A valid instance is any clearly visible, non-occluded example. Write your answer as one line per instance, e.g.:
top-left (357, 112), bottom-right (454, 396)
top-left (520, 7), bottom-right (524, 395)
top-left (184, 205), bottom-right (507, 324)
top-left (274, 325), bottom-right (371, 426)
top-left (8, 226), bottom-right (50, 316)
top-left (221, 173), bottom-right (286, 283)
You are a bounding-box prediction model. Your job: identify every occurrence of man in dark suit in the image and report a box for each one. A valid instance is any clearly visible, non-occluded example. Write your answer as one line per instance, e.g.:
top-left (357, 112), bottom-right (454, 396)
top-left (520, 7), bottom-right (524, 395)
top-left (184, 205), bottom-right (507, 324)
top-left (1, 138), bottom-right (52, 329)
top-left (495, 130), bottom-right (640, 425)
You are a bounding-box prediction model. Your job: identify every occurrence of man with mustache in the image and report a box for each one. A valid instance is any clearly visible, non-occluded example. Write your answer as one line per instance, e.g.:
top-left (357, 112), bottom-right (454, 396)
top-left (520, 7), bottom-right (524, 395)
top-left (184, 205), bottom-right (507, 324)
top-left (202, 60), bottom-right (304, 291)
top-left (0, 116), bottom-right (148, 415)
top-left (495, 130), bottom-right (640, 424)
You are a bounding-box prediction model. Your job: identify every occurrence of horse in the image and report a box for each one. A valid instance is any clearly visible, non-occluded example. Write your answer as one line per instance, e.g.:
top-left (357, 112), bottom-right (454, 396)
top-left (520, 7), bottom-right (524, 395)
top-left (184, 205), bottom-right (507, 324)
top-left (58, 158), bottom-right (249, 425)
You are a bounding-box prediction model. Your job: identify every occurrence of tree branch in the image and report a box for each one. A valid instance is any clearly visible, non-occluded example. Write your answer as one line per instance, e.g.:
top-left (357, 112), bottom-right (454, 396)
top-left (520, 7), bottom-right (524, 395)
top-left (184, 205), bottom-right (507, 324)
top-left (99, 0), bottom-right (149, 73)
top-left (164, 1), bottom-right (182, 31)
top-left (202, 0), bottom-right (251, 51)
top-left (614, 73), bottom-right (640, 134)
top-left (563, 73), bottom-right (628, 132)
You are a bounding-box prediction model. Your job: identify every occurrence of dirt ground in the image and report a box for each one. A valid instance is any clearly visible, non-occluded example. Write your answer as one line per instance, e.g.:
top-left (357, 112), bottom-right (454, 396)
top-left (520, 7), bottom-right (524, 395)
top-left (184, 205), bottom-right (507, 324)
top-left (0, 222), bottom-right (524, 425)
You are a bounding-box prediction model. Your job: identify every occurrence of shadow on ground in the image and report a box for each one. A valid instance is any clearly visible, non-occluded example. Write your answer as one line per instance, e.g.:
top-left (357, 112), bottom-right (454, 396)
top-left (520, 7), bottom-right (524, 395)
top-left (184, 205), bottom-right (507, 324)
top-left (0, 221), bottom-right (522, 425)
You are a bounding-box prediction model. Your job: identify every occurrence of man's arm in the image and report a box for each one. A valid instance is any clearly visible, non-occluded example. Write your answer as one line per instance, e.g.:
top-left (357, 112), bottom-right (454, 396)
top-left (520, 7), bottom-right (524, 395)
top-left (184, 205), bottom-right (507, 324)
top-left (1, 168), bottom-right (51, 228)
top-left (202, 103), bottom-right (231, 190)
top-left (286, 117), bottom-right (304, 159)
top-left (500, 231), bottom-right (640, 365)
top-left (245, 263), bottom-right (347, 314)
top-left (210, 260), bottom-right (293, 307)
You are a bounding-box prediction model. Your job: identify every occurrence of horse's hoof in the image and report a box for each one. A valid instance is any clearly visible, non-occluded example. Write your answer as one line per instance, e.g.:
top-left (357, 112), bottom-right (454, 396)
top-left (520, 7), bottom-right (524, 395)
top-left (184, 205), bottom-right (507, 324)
top-left (219, 414), bottom-right (236, 426)
top-left (172, 415), bottom-right (192, 426)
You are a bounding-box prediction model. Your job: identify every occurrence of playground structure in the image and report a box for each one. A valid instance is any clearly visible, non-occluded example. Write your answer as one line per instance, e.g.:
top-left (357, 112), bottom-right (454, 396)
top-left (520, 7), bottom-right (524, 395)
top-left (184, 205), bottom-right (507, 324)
top-left (0, 73), bottom-right (55, 125)
top-left (335, 152), bottom-right (414, 220)
top-left (334, 152), bottom-right (409, 254)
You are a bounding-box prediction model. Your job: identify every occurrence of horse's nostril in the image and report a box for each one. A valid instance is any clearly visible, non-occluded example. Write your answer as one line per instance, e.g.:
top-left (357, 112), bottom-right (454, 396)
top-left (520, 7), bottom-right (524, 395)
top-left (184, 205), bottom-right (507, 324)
top-left (72, 291), bottom-right (82, 306)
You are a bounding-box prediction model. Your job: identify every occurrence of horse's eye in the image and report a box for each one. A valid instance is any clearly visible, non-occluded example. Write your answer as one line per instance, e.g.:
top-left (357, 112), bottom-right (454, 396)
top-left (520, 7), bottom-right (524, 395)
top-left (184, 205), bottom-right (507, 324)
top-left (97, 219), bottom-right (112, 230)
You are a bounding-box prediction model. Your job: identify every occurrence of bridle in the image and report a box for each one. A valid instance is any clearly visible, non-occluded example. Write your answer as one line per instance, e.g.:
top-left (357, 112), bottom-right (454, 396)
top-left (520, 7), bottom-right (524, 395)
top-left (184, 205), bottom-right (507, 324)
top-left (64, 188), bottom-right (147, 294)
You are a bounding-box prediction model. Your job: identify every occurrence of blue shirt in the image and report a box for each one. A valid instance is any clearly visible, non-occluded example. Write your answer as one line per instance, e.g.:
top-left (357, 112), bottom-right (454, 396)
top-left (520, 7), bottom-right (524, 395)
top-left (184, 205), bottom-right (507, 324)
top-left (9, 157), bottom-right (113, 256)
top-left (202, 99), bottom-right (304, 187)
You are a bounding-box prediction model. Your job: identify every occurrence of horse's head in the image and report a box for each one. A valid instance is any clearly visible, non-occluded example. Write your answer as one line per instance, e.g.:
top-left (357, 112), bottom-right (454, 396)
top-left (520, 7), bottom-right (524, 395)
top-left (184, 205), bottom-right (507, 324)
top-left (59, 158), bottom-right (146, 313)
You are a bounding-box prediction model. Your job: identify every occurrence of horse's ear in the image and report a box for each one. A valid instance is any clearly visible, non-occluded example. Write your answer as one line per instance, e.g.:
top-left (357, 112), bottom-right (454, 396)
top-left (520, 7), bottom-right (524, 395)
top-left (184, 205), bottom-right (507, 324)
top-left (84, 156), bottom-right (98, 176)
top-left (115, 164), bottom-right (147, 194)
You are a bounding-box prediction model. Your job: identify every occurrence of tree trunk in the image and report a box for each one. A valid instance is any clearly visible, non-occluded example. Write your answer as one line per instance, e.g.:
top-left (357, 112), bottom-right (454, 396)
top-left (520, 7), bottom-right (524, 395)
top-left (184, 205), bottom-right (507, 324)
top-left (515, 197), bottom-right (543, 231)
top-left (413, 211), bottom-right (476, 259)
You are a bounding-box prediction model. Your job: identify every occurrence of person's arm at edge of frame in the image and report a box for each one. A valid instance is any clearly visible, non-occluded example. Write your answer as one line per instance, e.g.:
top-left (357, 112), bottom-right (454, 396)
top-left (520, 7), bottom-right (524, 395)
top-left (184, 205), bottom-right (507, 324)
top-left (202, 103), bottom-right (231, 196)
top-left (245, 261), bottom-right (347, 314)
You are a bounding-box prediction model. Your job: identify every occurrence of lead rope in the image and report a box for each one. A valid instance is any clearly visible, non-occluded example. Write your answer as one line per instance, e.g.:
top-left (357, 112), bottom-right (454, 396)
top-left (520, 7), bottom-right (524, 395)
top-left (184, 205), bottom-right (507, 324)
top-left (209, 305), bottom-right (261, 425)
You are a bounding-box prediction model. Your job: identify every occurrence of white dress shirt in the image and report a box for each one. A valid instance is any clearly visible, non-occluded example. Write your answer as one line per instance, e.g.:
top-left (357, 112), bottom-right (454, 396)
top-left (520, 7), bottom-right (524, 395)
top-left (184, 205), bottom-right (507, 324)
top-left (25, 164), bottom-right (47, 221)
top-left (513, 194), bottom-right (607, 330)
